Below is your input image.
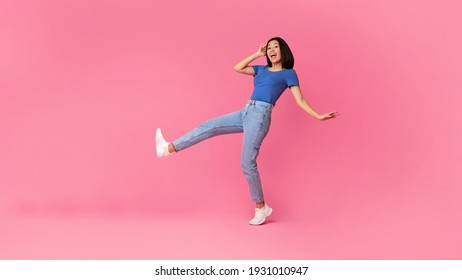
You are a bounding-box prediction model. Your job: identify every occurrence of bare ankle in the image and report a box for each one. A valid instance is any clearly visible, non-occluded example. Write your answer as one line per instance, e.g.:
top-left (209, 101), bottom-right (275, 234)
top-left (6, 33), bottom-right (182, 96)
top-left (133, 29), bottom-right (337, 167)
top-left (256, 201), bottom-right (265, 209)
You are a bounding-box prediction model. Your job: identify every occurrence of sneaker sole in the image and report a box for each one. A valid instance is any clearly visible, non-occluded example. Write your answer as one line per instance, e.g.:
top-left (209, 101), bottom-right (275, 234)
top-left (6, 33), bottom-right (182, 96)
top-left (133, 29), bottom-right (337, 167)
top-left (155, 129), bottom-right (166, 159)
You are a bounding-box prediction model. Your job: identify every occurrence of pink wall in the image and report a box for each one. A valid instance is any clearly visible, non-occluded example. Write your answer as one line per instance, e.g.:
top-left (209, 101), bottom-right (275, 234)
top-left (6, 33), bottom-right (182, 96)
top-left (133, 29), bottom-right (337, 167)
top-left (1, 0), bottom-right (461, 259)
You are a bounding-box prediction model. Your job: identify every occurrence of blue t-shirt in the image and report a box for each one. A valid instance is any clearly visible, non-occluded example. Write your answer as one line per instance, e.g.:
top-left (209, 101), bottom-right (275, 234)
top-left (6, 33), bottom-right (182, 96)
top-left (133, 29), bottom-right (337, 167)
top-left (250, 65), bottom-right (299, 105)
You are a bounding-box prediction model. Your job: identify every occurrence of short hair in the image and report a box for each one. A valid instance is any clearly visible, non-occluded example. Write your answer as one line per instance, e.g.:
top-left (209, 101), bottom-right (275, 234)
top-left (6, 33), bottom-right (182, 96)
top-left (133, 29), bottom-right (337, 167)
top-left (265, 37), bottom-right (295, 69)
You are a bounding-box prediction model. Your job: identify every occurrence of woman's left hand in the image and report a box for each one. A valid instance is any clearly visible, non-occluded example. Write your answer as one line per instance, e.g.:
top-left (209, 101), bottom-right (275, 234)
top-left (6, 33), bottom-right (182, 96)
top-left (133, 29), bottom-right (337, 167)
top-left (317, 112), bottom-right (339, 121)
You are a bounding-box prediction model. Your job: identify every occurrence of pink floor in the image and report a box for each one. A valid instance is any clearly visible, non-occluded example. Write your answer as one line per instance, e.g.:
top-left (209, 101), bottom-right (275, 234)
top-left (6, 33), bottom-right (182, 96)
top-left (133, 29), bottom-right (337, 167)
top-left (2, 187), bottom-right (461, 260)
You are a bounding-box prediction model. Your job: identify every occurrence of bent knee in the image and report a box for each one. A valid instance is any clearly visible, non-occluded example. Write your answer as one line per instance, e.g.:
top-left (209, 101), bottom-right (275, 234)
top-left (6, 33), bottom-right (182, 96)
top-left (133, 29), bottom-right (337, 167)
top-left (241, 159), bottom-right (258, 174)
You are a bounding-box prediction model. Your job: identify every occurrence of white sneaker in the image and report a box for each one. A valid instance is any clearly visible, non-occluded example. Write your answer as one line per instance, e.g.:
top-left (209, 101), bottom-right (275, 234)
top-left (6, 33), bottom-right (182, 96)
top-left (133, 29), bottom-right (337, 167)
top-left (155, 128), bottom-right (171, 159)
top-left (249, 204), bottom-right (272, 225)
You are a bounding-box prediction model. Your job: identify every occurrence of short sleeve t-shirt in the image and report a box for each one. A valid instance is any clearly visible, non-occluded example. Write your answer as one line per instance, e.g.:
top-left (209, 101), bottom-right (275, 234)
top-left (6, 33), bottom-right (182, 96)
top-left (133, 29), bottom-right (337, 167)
top-left (250, 65), bottom-right (299, 105)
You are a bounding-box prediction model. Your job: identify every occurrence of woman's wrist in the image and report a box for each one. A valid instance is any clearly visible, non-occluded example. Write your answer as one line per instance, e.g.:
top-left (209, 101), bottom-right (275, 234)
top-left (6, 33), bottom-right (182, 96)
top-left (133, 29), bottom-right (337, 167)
top-left (254, 52), bottom-right (265, 58)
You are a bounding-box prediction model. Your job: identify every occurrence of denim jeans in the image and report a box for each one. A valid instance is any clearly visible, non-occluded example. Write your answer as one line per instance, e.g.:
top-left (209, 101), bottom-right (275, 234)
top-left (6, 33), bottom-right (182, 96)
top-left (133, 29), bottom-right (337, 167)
top-left (173, 100), bottom-right (273, 202)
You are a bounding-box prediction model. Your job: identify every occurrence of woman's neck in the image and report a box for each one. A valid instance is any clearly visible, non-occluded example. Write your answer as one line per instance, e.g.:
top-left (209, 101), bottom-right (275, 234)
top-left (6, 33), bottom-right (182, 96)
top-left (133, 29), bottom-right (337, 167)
top-left (270, 63), bottom-right (283, 70)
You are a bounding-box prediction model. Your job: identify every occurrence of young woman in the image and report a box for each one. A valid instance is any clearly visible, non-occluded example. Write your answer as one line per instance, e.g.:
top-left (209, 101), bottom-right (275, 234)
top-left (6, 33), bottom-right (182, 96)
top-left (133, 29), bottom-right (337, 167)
top-left (156, 37), bottom-right (338, 225)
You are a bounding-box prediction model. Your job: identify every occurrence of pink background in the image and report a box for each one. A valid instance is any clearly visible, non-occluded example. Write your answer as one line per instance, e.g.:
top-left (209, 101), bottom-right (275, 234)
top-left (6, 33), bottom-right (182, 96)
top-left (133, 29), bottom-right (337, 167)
top-left (1, 0), bottom-right (461, 259)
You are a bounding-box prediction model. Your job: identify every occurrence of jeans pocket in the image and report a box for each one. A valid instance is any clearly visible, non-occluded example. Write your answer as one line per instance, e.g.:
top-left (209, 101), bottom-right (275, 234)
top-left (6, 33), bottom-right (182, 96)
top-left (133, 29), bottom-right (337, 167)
top-left (252, 106), bottom-right (271, 130)
top-left (253, 104), bottom-right (272, 114)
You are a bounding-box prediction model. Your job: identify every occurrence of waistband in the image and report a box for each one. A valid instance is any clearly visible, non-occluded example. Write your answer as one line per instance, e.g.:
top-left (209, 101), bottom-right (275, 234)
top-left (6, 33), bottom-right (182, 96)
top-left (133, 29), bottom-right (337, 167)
top-left (247, 100), bottom-right (274, 108)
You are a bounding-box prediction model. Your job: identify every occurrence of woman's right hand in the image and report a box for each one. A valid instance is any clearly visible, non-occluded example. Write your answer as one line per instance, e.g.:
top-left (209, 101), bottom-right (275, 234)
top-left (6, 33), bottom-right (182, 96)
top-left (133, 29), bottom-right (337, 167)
top-left (256, 43), bottom-right (267, 57)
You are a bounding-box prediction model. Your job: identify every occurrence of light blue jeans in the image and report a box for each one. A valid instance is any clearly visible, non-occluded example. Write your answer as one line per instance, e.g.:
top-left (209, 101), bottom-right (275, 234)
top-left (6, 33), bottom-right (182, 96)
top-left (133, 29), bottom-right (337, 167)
top-left (173, 100), bottom-right (273, 203)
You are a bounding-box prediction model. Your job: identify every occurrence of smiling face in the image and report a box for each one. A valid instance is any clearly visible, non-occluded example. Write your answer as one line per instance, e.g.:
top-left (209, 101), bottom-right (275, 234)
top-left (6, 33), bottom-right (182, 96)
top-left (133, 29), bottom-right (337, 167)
top-left (265, 37), bottom-right (295, 69)
top-left (266, 40), bottom-right (282, 65)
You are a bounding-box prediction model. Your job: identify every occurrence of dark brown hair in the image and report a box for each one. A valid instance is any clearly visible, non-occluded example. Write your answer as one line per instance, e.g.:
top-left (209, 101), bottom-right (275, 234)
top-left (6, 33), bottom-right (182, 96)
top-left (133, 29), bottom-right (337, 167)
top-left (265, 37), bottom-right (295, 69)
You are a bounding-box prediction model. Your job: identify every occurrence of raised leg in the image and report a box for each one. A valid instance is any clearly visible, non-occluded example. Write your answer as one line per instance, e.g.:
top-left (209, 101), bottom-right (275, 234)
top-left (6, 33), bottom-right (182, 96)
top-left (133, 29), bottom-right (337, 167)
top-left (172, 110), bottom-right (244, 152)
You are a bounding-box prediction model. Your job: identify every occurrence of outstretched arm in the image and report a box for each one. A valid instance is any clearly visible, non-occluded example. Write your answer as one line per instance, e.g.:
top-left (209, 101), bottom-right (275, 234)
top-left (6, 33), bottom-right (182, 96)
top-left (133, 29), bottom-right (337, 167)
top-left (233, 43), bottom-right (267, 75)
top-left (290, 86), bottom-right (339, 120)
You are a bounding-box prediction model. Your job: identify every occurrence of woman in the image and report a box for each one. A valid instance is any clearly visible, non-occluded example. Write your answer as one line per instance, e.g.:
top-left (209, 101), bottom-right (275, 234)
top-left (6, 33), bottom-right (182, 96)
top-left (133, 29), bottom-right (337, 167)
top-left (156, 37), bottom-right (338, 225)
